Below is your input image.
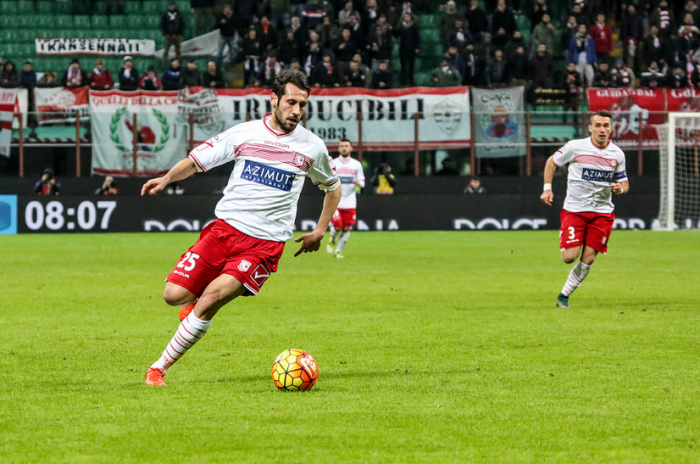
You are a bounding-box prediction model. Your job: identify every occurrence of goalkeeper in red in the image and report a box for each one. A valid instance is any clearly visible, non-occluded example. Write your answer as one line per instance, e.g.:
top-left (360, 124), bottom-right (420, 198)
top-left (541, 110), bottom-right (629, 308)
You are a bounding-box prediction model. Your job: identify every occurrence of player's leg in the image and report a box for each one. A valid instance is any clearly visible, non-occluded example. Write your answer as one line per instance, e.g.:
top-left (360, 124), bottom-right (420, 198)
top-left (146, 274), bottom-right (246, 386)
top-left (328, 211), bottom-right (342, 253)
top-left (556, 210), bottom-right (587, 308)
top-left (162, 282), bottom-right (199, 321)
top-left (335, 226), bottom-right (351, 257)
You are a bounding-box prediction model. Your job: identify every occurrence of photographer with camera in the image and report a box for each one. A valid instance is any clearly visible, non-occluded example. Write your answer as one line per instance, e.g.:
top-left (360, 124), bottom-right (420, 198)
top-left (95, 176), bottom-right (118, 196)
top-left (34, 168), bottom-right (60, 196)
top-left (371, 162), bottom-right (396, 194)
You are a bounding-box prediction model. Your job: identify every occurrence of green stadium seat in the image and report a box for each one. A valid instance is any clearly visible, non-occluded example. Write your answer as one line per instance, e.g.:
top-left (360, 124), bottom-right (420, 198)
top-left (19, 43), bottom-right (36, 58)
top-left (17, 30), bottom-right (38, 42)
top-left (35, 16), bottom-right (54, 29)
top-left (0, 2), bottom-right (18, 14)
top-left (92, 15), bottom-right (110, 30)
top-left (92, 30), bottom-right (111, 39)
top-left (73, 30), bottom-right (92, 39)
top-left (422, 29), bottom-right (441, 45)
top-left (54, 1), bottom-right (71, 14)
top-left (44, 58), bottom-right (67, 73)
top-left (18, 1), bottom-right (35, 14)
top-left (419, 15), bottom-right (436, 29)
top-left (74, 16), bottom-right (92, 29)
top-left (144, 16), bottom-right (161, 29)
top-left (143, 1), bottom-right (163, 15)
top-left (93, 1), bottom-right (109, 14)
top-left (49, 30), bottom-right (74, 40)
top-left (36, 1), bottom-right (54, 14)
top-left (55, 16), bottom-right (74, 29)
top-left (415, 72), bottom-right (432, 86)
top-left (126, 1), bottom-right (144, 14)
top-left (0, 31), bottom-right (16, 43)
top-left (0, 15), bottom-right (22, 29)
top-left (109, 16), bottom-right (127, 30)
top-left (3, 44), bottom-right (20, 57)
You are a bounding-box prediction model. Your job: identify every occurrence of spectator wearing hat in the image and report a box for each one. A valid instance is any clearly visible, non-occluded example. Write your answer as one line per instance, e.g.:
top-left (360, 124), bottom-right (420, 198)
top-left (89, 58), bottom-right (114, 90)
top-left (139, 66), bottom-right (163, 90)
top-left (0, 61), bottom-right (19, 88)
top-left (161, 1), bottom-right (185, 67)
top-left (203, 61), bottom-right (225, 88)
top-left (182, 60), bottom-right (202, 87)
top-left (62, 59), bottom-right (88, 88)
top-left (34, 168), bottom-right (60, 196)
top-left (217, 4), bottom-right (238, 69)
top-left (161, 58), bottom-right (184, 90)
top-left (118, 57), bottom-right (140, 91)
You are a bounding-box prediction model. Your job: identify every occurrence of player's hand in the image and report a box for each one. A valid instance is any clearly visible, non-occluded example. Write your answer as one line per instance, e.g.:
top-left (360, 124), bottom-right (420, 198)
top-left (611, 182), bottom-right (625, 194)
top-left (294, 230), bottom-right (323, 257)
top-left (540, 190), bottom-right (554, 205)
top-left (141, 177), bottom-right (168, 196)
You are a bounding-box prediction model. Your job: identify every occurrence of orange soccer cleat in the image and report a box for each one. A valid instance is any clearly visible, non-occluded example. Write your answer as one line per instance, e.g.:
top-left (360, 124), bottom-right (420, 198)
top-left (145, 367), bottom-right (167, 386)
top-left (179, 300), bottom-right (197, 321)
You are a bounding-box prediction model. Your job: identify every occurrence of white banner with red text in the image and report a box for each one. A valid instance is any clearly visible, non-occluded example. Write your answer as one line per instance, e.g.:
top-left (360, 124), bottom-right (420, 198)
top-left (0, 88), bottom-right (18, 157)
top-left (89, 90), bottom-right (187, 176)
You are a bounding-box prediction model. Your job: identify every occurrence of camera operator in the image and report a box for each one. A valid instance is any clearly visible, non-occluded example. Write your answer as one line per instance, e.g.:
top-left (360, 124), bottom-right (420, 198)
top-left (34, 168), bottom-right (60, 196)
top-left (371, 162), bottom-right (396, 194)
top-left (95, 175), bottom-right (118, 195)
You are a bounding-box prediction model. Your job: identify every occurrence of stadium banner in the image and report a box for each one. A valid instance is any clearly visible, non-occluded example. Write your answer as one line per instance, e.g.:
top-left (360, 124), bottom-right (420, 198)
top-left (177, 87), bottom-right (225, 130)
top-left (204, 87), bottom-right (471, 150)
top-left (35, 38), bottom-right (156, 56)
top-left (0, 88), bottom-right (17, 157)
top-left (587, 88), bottom-right (665, 149)
top-left (12, 88), bottom-right (28, 131)
top-left (153, 30), bottom-right (225, 60)
top-left (34, 87), bottom-right (89, 125)
top-left (89, 90), bottom-right (188, 176)
top-left (472, 87), bottom-right (526, 158)
top-left (13, 193), bottom-right (668, 233)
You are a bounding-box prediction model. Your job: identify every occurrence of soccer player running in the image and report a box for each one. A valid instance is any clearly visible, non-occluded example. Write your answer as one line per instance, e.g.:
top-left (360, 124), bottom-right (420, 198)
top-left (140, 70), bottom-right (341, 386)
top-left (541, 110), bottom-right (629, 308)
top-left (326, 139), bottom-right (365, 258)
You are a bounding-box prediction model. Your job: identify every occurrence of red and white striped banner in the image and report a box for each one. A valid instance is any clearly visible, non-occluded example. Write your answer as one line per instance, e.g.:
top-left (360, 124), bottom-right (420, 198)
top-left (0, 88), bottom-right (17, 157)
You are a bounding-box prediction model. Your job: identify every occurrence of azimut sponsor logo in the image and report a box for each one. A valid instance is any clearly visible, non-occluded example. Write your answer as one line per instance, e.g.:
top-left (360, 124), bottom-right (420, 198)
top-left (241, 160), bottom-right (295, 191)
top-left (581, 168), bottom-right (614, 183)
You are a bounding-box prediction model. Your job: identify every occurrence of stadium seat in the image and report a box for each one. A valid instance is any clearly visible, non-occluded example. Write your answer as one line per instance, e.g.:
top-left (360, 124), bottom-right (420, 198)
top-left (36, 1), bottom-right (54, 13)
top-left (415, 73), bottom-right (432, 86)
top-left (128, 16), bottom-right (147, 30)
top-left (35, 16), bottom-right (54, 29)
top-left (54, 1), bottom-right (72, 14)
top-left (110, 16), bottom-right (127, 30)
top-left (18, 1), bottom-right (35, 14)
top-left (18, 30), bottom-right (38, 42)
top-left (92, 15), bottom-right (110, 30)
top-left (73, 30), bottom-right (92, 39)
top-left (143, 1), bottom-right (163, 15)
top-left (19, 44), bottom-right (36, 59)
top-left (144, 16), bottom-right (161, 29)
top-left (50, 30), bottom-right (74, 40)
top-left (422, 29), bottom-right (441, 45)
top-left (419, 15), bottom-right (436, 29)
top-left (126, 1), bottom-right (144, 15)
top-left (0, 2), bottom-right (18, 14)
top-left (55, 16), bottom-right (74, 29)
top-left (0, 15), bottom-right (21, 29)
top-left (3, 44), bottom-right (21, 57)
top-left (0, 31), bottom-right (17, 43)
top-left (74, 16), bottom-right (92, 30)
top-left (93, 1), bottom-right (109, 14)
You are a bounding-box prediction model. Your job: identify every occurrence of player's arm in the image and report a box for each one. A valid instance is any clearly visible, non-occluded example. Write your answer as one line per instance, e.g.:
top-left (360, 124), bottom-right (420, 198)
top-left (141, 158), bottom-right (197, 196)
top-left (540, 155), bottom-right (557, 206)
top-left (294, 187), bottom-right (341, 257)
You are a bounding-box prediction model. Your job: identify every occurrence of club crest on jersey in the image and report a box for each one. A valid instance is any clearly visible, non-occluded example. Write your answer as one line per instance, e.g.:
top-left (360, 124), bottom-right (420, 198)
top-left (294, 153), bottom-right (305, 167)
top-left (238, 260), bottom-right (252, 272)
top-left (250, 264), bottom-right (270, 286)
top-left (581, 168), bottom-right (614, 183)
top-left (241, 160), bottom-right (295, 191)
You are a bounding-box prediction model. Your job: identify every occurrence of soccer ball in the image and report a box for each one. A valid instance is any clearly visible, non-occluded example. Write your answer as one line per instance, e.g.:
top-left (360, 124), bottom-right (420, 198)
top-left (271, 349), bottom-right (319, 391)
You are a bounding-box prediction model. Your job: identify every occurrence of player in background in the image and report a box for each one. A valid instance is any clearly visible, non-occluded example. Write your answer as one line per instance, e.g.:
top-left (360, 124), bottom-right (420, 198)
top-left (326, 139), bottom-right (365, 258)
top-left (541, 110), bottom-right (629, 308)
top-left (140, 70), bottom-right (341, 386)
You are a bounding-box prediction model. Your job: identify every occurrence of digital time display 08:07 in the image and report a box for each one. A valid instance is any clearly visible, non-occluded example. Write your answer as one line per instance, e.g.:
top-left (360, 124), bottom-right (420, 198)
top-left (24, 200), bottom-right (117, 231)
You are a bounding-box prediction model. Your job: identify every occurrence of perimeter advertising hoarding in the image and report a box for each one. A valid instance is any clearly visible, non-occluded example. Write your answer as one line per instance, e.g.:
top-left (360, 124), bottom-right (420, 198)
top-left (12, 194), bottom-right (676, 234)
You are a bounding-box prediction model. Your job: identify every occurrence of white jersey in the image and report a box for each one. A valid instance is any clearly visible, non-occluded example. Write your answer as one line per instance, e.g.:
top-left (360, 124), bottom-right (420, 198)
top-left (335, 156), bottom-right (365, 209)
top-left (553, 137), bottom-right (628, 214)
top-left (188, 114), bottom-right (340, 242)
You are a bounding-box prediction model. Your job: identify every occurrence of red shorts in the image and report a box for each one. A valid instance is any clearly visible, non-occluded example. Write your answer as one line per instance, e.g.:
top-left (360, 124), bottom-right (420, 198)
top-left (559, 209), bottom-right (615, 254)
top-left (331, 208), bottom-right (356, 229)
top-left (166, 219), bottom-right (285, 297)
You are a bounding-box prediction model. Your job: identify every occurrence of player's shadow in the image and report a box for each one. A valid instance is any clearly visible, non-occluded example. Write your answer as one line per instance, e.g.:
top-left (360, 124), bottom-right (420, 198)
top-left (212, 368), bottom-right (448, 384)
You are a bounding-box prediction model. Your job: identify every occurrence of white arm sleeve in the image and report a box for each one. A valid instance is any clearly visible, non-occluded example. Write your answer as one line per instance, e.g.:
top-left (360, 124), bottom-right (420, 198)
top-left (309, 150), bottom-right (340, 191)
top-left (356, 161), bottom-right (366, 188)
top-left (552, 142), bottom-right (575, 167)
top-left (188, 126), bottom-right (245, 173)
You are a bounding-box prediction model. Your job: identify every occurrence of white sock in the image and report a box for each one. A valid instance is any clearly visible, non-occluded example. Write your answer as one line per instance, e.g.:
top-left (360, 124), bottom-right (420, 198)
top-left (561, 262), bottom-right (591, 297)
top-left (336, 231), bottom-right (350, 253)
top-left (151, 311), bottom-right (211, 372)
top-left (329, 224), bottom-right (337, 242)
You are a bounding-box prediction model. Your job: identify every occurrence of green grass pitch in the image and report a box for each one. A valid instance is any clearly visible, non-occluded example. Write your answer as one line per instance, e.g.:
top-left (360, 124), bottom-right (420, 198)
top-left (1, 231), bottom-right (699, 463)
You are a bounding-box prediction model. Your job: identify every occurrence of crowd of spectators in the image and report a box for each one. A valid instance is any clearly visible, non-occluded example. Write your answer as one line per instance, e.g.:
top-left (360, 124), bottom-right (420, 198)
top-left (6, 0), bottom-right (700, 93)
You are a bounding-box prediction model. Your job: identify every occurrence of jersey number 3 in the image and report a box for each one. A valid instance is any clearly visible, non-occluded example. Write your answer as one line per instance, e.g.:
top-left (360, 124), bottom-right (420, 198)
top-left (177, 252), bottom-right (200, 271)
